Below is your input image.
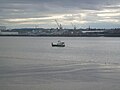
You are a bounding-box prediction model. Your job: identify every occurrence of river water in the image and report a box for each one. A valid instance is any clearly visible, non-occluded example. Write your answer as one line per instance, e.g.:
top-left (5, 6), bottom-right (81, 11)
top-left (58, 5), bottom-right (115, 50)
top-left (0, 37), bottom-right (120, 90)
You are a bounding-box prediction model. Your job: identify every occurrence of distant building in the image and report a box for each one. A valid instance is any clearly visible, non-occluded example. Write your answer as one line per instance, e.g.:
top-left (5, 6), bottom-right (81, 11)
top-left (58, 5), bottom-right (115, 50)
top-left (0, 31), bottom-right (18, 35)
top-left (0, 26), bottom-right (6, 30)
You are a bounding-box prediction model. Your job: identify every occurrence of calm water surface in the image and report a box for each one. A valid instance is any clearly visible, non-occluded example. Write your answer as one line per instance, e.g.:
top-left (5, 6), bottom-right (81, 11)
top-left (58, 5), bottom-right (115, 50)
top-left (0, 37), bottom-right (120, 90)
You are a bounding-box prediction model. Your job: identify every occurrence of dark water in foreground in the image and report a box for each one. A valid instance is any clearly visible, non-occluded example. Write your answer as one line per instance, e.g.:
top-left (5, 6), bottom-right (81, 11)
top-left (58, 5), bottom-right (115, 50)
top-left (0, 37), bottom-right (120, 90)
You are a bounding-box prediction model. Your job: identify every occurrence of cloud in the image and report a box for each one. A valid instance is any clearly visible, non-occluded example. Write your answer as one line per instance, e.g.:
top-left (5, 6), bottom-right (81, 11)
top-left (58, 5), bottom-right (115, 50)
top-left (0, 0), bottom-right (120, 28)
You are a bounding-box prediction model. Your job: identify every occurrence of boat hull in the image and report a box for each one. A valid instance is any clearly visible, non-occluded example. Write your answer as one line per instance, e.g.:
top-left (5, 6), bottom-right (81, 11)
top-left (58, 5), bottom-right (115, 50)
top-left (52, 45), bottom-right (65, 47)
top-left (51, 43), bottom-right (65, 47)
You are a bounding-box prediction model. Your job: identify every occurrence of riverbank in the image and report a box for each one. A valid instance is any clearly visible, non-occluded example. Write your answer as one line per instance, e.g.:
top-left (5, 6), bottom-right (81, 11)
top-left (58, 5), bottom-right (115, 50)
top-left (0, 34), bottom-right (120, 37)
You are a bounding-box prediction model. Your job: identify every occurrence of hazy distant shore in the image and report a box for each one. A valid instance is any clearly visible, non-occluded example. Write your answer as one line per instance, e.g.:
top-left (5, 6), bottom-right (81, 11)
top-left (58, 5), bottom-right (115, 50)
top-left (0, 34), bottom-right (120, 37)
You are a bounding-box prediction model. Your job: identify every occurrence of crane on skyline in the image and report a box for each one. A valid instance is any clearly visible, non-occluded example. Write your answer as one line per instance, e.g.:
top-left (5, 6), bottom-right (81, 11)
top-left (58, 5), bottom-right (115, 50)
top-left (71, 22), bottom-right (76, 30)
top-left (55, 19), bottom-right (62, 30)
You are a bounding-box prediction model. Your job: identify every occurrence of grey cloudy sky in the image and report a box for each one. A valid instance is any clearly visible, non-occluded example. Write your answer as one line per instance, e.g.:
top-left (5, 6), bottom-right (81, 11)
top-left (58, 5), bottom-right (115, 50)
top-left (0, 0), bottom-right (120, 29)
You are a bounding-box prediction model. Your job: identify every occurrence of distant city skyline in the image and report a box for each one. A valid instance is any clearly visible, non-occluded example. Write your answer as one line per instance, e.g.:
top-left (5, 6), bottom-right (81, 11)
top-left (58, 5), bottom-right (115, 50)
top-left (0, 0), bottom-right (120, 29)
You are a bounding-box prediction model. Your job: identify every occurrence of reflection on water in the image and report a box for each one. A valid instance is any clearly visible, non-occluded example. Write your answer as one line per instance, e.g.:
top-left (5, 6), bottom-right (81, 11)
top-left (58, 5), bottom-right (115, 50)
top-left (0, 37), bottom-right (120, 90)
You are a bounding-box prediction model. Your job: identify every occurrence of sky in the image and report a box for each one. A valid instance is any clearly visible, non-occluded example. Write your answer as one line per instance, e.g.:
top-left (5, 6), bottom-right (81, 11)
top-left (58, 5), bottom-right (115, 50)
top-left (0, 0), bottom-right (120, 29)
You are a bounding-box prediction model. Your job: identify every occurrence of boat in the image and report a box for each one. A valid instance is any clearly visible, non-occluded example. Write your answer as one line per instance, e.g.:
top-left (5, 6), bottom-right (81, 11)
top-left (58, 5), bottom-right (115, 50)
top-left (51, 40), bottom-right (65, 47)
